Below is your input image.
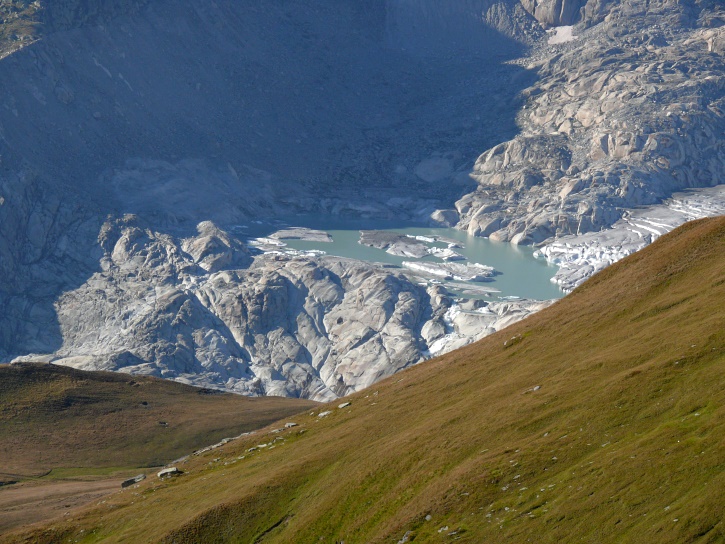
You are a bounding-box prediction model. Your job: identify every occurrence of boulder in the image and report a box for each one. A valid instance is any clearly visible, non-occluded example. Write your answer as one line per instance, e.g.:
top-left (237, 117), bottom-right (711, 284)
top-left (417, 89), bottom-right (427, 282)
top-left (121, 474), bottom-right (146, 488)
top-left (157, 467), bottom-right (182, 479)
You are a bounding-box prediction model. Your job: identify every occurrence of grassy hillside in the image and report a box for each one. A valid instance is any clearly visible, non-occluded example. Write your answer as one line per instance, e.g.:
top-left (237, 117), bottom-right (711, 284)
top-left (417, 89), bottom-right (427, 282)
top-left (9, 216), bottom-right (725, 543)
top-left (0, 364), bottom-right (316, 481)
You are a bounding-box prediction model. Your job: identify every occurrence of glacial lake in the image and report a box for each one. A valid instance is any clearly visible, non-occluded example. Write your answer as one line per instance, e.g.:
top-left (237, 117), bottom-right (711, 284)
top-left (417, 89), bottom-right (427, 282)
top-left (237, 217), bottom-right (564, 301)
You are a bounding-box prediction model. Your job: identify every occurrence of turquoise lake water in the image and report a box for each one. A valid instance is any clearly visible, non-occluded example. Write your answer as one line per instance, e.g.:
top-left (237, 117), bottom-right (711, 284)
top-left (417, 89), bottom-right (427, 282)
top-left (238, 218), bottom-right (563, 301)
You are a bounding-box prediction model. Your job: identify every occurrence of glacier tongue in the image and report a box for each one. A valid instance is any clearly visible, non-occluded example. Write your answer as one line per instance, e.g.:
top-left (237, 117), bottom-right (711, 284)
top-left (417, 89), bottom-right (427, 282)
top-left (537, 186), bottom-right (725, 293)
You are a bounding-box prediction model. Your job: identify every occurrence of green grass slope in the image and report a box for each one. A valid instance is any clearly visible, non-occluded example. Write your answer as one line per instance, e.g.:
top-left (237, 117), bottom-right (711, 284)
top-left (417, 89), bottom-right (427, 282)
top-left (9, 216), bottom-right (725, 543)
top-left (0, 364), bottom-right (317, 481)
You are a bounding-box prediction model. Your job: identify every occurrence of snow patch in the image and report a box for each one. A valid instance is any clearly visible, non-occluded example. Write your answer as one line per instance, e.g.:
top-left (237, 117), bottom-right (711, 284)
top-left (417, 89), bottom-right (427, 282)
top-left (547, 26), bottom-right (577, 45)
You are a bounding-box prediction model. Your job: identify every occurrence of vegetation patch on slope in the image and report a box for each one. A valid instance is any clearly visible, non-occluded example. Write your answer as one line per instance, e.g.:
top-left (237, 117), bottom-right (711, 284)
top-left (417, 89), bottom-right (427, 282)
top-left (8, 216), bottom-right (725, 543)
top-left (0, 363), bottom-right (316, 482)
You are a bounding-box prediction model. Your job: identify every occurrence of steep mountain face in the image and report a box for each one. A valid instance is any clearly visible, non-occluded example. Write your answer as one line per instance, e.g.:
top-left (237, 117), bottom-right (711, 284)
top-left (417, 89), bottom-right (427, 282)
top-left (0, 0), bottom-right (533, 203)
top-left (520, 0), bottom-right (586, 26)
top-left (0, 0), bottom-right (723, 397)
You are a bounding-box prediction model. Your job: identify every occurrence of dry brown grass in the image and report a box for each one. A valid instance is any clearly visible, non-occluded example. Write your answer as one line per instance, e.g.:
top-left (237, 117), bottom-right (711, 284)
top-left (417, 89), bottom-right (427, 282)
top-left (6, 216), bottom-right (725, 543)
top-left (0, 364), bottom-right (317, 481)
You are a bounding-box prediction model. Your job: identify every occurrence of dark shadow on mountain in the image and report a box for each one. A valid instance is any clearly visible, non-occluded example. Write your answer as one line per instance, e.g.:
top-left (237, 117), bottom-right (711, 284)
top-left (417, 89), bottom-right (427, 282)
top-left (0, 171), bottom-right (104, 361)
top-left (0, 0), bottom-right (540, 359)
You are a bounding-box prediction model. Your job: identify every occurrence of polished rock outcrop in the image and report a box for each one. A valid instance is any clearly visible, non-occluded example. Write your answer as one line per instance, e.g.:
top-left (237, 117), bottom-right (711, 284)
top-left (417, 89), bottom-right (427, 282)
top-left (29, 218), bottom-right (458, 400)
top-left (457, 0), bottom-right (725, 249)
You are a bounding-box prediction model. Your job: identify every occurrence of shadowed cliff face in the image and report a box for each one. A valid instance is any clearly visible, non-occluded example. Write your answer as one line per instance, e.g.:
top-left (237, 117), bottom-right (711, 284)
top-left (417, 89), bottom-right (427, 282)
top-left (40, 0), bottom-right (152, 31)
top-left (519, 0), bottom-right (586, 26)
top-left (0, 0), bottom-right (534, 207)
top-left (385, 0), bottom-right (537, 54)
top-left (0, 0), bottom-right (538, 373)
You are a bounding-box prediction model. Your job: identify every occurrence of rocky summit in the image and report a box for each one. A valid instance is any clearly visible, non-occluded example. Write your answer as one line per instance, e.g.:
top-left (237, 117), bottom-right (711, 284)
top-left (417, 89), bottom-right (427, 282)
top-left (0, 0), bottom-right (723, 398)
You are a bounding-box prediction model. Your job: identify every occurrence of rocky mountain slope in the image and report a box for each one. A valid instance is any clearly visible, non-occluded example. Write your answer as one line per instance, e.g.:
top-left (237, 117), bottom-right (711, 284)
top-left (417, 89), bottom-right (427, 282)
top-left (42, 214), bottom-right (548, 400)
top-left (457, 0), bottom-right (725, 245)
top-left (454, 0), bottom-right (725, 292)
top-left (1, 0), bottom-right (723, 397)
top-left (9, 216), bottom-right (724, 543)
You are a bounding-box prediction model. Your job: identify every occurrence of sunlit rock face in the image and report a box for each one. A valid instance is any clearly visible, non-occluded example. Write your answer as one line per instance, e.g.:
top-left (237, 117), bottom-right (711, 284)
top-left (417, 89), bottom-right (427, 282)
top-left (456, 0), bottom-right (725, 247)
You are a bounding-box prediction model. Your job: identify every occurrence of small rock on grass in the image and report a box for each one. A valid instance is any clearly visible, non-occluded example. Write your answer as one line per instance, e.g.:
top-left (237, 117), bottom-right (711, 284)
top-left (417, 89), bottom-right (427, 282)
top-left (157, 467), bottom-right (182, 479)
